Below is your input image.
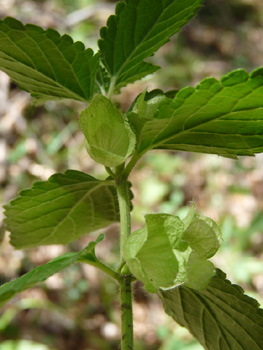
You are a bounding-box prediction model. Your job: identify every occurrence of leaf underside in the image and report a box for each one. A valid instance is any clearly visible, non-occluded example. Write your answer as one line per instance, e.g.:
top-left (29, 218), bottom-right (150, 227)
top-left (159, 269), bottom-right (263, 350)
top-left (98, 0), bottom-right (203, 91)
top-left (80, 95), bottom-right (136, 167)
top-left (0, 17), bottom-right (99, 102)
top-left (130, 68), bottom-right (263, 158)
top-left (0, 236), bottom-right (103, 308)
top-left (4, 170), bottom-right (119, 248)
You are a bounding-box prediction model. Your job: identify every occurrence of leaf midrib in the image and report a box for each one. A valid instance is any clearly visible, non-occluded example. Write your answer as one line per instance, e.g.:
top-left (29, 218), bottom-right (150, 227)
top-left (41, 180), bottom-right (117, 241)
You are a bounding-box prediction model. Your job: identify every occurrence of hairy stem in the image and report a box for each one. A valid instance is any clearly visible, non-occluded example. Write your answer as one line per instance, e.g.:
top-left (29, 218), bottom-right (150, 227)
top-left (116, 175), bottom-right (134, 350)
top-left (119, 275), bottom-right (134, 350)
top-left (116, 178), bottom-right (131, 261)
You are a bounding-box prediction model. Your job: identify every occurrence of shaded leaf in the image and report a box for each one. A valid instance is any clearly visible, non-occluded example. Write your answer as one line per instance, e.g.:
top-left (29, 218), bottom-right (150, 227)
top-left (4, 170), bottom-right (119, 248)
top-left (159, 269), bottom-right (263, 350)
top-left (99, 0), bottom-right (203, 91)
top-left (129, 68), bottom-right (263, 158)
top-left (80, 95), bottom-right (136, 167)
top-left (0, 236), bottom-right (103, 308)
top-left (0, 17), bottom-right (99, 102)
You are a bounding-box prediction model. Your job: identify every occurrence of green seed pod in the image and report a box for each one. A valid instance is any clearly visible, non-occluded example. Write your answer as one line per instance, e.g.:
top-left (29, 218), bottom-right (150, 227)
top-left (80, 95), bottom-right (136, 167)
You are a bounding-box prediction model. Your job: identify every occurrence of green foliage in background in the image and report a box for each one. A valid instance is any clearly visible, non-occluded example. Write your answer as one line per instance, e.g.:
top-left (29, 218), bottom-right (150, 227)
top-left (0, 0), bottom-right (263, 349)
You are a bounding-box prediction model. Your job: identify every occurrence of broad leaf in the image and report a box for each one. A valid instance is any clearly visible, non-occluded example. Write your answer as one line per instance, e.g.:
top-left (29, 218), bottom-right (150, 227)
top-left (159, 269), bottom-right (263, 350)
top-left (4, 170), bottom-right (119, 248)
top-left (98, 0), bottom-right (203, 91)
top-left (0, 17), bottom-right (99, 102)
top-left (80, 95), bottom-right (136, 167)
top-left (129, 68), bottom-right (263, 158)
top-left (0, 236), bottom-right (103, 308)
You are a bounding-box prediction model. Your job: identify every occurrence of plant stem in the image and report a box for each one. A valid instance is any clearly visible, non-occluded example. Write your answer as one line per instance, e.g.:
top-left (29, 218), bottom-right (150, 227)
top-left (116, 175), bottom-right (134, 350)
top-left (116, 178), bottom-right (131, 261)
top-left (122, 152), bottom-right (143, 179)
top-left (119, 275), bottom-right (134, 350)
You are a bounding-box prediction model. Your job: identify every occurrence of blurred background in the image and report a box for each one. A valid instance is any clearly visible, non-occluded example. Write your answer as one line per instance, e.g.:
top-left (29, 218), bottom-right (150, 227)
top-left (0, 0), bottom-right (263, 349)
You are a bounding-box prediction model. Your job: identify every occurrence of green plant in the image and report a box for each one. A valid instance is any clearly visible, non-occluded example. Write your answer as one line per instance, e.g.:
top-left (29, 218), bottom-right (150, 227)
top-left (0, 0), bottom-right (263, 349)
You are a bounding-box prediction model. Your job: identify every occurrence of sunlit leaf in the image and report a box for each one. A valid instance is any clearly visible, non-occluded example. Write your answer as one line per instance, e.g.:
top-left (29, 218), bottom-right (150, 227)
top-left (4, 170), bottom-right (119, 248)
top-left (0, 17), bottom-right (99, 102)
top-left (99, 0), bottom-right (203, 91)
top-left (129, 68), bottom-right (263, 158)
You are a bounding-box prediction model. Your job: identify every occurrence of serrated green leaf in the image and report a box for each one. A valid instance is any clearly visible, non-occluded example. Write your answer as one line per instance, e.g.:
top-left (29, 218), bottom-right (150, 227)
top-left (98, 0), bottom-right (203, 91)
top-left (0, 236), bottom-right (103, 308)
top-left (159, 269), bottom-right (263, 350)
top-left (80, 95), bottom-right (136, 167)
top-left (0, 17), bottom-right (99, 102)
top-left (129, 68), bottom-right (263, 158)
top-left (4, 170), bottom-right (119, 248)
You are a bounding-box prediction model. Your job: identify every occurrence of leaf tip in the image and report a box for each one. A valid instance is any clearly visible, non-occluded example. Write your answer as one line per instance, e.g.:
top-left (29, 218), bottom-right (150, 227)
top-left (2, 16), bottom-right (24, 30)
top-left (221, 69), bottom-right (248, 87)
top-left (115, 1), bottom-right (126, 16)
top-left (250, 67), bottom-right (263, 79)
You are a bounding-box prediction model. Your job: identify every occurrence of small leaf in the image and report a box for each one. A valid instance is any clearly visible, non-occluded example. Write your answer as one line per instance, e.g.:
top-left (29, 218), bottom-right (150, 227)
top-left (124, 210), bottom-right (221, 292)
top-left (99, 0), bottom-right (203, 91)
top-left (4, 170), bottom-right (119, 248)
top-left (0, 17), bottom-right (99, 102)
top-left (184, 255), bottom-right (215, 290)
top-left (159, 269), bottom-right (263, 350)
top-left (183, 214), bottom-right (222, 260)
top-left (129, 68), bottom-right (263, 158)
top-left (80, 95), bottom-right (136, 167)
top-left (0, 236), bottom-right (102, 308)
top-left (124, 214), bottom-right (184, 292)
top-left (182, 201), bottom-right (195, 229)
